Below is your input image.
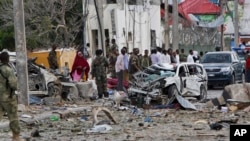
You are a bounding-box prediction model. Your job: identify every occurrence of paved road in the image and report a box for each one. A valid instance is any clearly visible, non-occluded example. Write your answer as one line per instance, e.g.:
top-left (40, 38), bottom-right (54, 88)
top-left (207, 87), bottom-right (223, 99)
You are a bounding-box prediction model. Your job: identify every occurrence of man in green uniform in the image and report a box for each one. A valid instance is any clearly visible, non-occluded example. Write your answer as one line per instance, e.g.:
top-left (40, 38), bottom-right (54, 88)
top-left (141, 49), bottom-right (151, 69)
top-left (91, 49), bottom-right (109, 98)
top-left (108, 39), bottom-right (118, 78)
top-left (47, 44), bottom-right (59, 71)
top-left (0, 52), bottom-right (22, 141)
top-left (179, 48), bottom-right (187, 62)
top-left (128, 48), bottom-right (141, 80)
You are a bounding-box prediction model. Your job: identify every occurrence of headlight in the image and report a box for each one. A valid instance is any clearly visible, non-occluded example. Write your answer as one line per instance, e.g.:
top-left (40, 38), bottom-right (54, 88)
top-left (220, 67), bottom-right (230, 72)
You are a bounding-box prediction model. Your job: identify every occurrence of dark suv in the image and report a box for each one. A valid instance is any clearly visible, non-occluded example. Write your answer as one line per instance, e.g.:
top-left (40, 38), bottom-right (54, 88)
top-left (200, 51), bottom-right (245, 88)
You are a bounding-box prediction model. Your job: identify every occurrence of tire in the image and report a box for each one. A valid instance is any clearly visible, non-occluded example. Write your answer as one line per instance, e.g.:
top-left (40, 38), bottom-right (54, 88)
top-left (230, 74), bottom-right (235, 85)
top-left (197, 86), bottom-right (207, 102)
top-left (48, 83), bottom-right (62, 97)
top-left (166, 85), bottom-right (179, 105)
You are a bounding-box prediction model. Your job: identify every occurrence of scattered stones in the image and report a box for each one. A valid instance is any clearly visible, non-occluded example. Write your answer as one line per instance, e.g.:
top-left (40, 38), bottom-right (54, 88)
top-left (31, 129), bottom-right (41, 137)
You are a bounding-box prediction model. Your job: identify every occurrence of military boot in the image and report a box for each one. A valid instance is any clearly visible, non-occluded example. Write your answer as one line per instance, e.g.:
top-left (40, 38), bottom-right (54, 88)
top-left (98, 93), bottom-right (103, 99)
top-left (104, 92), bottom-right (109, 98)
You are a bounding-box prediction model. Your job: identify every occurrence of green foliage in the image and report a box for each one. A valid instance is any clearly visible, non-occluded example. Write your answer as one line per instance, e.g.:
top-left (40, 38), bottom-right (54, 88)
top-left (0, 26), bottom-right (15, 51)
top-left (0, 0), bottom-right (84, 50)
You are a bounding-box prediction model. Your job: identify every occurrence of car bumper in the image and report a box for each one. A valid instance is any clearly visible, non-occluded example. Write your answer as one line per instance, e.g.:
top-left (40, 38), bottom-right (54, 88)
top-left (207, 72), bottom-right (232, 86)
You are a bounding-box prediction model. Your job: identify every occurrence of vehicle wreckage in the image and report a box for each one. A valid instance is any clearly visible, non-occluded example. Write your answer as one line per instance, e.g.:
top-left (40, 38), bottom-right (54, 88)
top-left (3, 49), bottom-right (98, 104)
top-left (128, 63), bottom-right (208, 105)
top-left (8, 55), bottom-right (63, 97)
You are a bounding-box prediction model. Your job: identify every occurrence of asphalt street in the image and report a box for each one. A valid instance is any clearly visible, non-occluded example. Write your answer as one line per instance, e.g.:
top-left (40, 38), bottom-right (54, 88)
top-left (207, 87), bottom-right (223, 99)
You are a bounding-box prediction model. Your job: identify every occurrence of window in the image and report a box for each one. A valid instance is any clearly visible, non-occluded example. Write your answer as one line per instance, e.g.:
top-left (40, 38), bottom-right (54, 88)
top-left (128, 32), bottom-right (132, 41)
top-left (151, 30), bottom-right (156, 48)
top-left (178, 66), bottom-right (186, 77)
top-left (127, 0), bottom-right (143, 5)
top-left (187, 65), bottom-right (197, 75)
top-left (107, 0), bottom-right (117, 4)
top-left (196, 65), bottom-right (203, 75)
top-left (128, 0), bottom-right (136, 5)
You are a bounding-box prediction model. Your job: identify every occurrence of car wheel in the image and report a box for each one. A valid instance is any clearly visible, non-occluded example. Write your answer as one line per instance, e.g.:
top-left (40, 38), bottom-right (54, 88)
top-left (48, 83), bottom-right (62, 97)
top-left (166, 85), bottom-right (179, 105)
top-left (197, 86), bottom-right (207, 102)
top-left (230, 74), bottom-right (235, 85)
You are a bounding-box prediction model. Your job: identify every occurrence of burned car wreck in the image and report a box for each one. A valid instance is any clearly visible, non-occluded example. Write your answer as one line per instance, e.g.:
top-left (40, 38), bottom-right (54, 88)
top-left (128, 63), bottom-right (208, 105)
top-left (7, 53), bottom-right (62, 97)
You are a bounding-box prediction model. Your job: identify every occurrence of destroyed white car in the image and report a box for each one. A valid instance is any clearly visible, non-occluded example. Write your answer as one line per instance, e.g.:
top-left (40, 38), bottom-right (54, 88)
top-left (6, 51), bottom-right (62, 97)
top-left (128, 63), bottom-right (208, 104)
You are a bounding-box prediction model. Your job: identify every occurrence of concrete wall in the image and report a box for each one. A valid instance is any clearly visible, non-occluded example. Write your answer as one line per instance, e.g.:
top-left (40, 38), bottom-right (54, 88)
top-left (87, 1), bottom-right (161, 55)
top-left (28, 48), bottom-right (77, 72)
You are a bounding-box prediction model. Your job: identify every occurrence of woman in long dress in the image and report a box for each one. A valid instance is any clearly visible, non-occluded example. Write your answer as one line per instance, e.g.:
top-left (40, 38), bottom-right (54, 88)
top-left (70, 51), bottom-right (90, 82)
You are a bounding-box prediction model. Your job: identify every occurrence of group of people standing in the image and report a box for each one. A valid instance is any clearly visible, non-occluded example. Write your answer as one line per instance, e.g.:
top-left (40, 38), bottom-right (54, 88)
top-left (47, 41), bottom-right (203, 100)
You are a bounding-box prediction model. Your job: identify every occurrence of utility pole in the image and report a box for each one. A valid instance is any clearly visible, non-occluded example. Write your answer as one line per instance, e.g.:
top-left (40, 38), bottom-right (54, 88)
top-left (82, 0), bottom-right (88, 54)
top-left (164, 0), bottom-right (169, 50)
top-left (172, 0), bottom-right (179, 50)
top-left (220, 0), bottom-right (226, 51)
top-left (234, 0), bottom-right (239, 48)
top-left (13, 0), bottom-right (29, 105)
top-left (94, 0), bottom-right (105, 56)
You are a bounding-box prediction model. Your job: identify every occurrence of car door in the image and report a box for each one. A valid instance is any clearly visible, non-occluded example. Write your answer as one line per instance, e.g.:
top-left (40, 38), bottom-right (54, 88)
top-left (181, 64), bottom-right (200, 96)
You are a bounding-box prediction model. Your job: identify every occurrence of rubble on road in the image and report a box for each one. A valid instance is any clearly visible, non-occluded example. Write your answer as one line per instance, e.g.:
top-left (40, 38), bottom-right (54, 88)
top-left (206, 84), bottom-right (250, 112)
top-left (0, 98), bottom-right (249, 141)
top-left (1, 81), bottom-right (250, 140)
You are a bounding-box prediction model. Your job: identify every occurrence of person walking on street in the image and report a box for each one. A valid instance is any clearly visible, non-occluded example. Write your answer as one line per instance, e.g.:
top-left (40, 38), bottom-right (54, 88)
top-left (0, 52), bottom-right (22, 141)
top-left (115, 48), bottom-right (125, 91)
top-left (91, 49), bottom-right (109, 98)
top-left (47, 44), bottom-right (59, 71)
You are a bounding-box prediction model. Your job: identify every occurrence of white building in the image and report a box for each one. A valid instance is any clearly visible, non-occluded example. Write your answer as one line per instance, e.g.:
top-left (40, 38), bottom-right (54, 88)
top-left (86, 0), bottom-right (161, 55)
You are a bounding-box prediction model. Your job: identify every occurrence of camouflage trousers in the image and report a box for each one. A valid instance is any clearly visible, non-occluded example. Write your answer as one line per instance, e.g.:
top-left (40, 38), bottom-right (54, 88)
top-left (95, 75), bottom-right (108, 98)
top-left (0, 97), bottom-right (20, 134)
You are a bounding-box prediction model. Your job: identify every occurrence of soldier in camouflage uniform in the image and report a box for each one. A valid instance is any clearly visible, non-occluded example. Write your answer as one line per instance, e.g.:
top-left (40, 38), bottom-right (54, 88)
top-left (47, 44), bottom-right (59, 71)
top-left (0, 52), bottom-right (22, 141)
top-left (128, 48), bottom-right (141, 80)
top-left (108, 39), bottom-right (118, 78)
top-left (91, 49), bottom-right (109, 98)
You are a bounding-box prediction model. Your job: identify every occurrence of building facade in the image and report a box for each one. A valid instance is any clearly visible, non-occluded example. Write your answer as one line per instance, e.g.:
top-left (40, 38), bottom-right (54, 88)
top-left (86, 0), bottom-right (161, 55)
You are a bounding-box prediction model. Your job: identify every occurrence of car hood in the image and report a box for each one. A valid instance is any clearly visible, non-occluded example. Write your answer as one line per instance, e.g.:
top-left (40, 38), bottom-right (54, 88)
top-left (201, 63), bottom-right (231, 68)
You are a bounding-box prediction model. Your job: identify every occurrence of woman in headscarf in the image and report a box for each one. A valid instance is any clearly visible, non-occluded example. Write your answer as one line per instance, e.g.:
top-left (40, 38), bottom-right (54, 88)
top-left (70, 51), bottom-right (90, 82)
